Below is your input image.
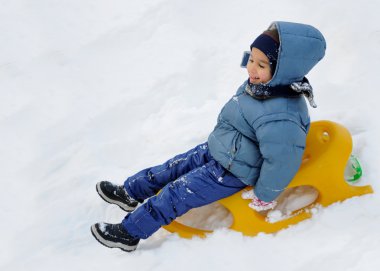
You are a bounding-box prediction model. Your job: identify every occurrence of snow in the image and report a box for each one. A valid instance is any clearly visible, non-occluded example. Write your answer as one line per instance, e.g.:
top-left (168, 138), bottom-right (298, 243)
top-left (1, 0), bottom-right (380, 270)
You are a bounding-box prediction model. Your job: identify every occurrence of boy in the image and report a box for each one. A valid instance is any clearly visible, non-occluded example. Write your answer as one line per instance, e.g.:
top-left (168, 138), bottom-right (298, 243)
top-left (91, 21), bottom-right (326, 252)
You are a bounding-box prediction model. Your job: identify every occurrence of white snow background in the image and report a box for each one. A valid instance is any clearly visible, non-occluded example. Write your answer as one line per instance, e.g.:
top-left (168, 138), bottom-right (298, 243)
top-left (1, 0), bottom-right (380, 270)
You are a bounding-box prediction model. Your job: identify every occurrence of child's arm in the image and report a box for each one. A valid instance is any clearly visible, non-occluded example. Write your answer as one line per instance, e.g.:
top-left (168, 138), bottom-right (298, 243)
top-left (253, 119), bottom-right (307, 202)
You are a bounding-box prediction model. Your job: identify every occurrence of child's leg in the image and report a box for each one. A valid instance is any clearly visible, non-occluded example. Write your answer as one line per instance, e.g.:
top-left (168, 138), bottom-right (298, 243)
top-left (124, 143), bottom-right (212, 202)
top-left (121, 160), bottom-right (246, 239)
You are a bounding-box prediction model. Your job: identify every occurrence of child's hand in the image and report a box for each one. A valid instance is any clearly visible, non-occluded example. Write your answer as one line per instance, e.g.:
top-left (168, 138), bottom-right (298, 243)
top-left (241, 189), bottom-right (277, 212)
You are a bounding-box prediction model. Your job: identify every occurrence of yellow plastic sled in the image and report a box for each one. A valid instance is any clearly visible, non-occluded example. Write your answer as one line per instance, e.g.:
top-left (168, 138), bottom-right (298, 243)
top-left (163, 120), bottom-right (374, 238)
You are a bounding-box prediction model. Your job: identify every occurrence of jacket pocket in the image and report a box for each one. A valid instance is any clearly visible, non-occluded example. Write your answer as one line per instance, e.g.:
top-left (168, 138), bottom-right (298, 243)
top-left (230, 132), bottom-right (242, 159)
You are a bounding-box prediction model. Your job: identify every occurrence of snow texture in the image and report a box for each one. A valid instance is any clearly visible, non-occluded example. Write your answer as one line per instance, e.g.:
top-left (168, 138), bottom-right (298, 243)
top-left (1, 0), bottom-right (380, 270)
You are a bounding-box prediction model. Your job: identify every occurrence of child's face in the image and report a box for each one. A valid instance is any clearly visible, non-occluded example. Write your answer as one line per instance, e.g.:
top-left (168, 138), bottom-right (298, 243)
top-left (247, 47), bottom-right (272, 84)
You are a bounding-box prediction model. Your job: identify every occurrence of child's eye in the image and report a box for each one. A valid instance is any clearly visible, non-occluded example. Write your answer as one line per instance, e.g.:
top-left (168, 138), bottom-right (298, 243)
top-left (249, 58), bottom-right (254, 63)
top-left (259, 64), bottom-right (265, 68)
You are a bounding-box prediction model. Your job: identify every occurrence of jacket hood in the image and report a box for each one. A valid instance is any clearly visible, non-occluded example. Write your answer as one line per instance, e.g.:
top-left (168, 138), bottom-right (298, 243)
top-left (243, 21), bottom-right (326, 87)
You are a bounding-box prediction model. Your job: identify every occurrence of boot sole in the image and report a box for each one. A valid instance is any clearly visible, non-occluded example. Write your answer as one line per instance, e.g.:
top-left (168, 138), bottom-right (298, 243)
top-left (91, 224), bottom-right (137, 252)
top-left (96, 182), bottom-right (136, 212)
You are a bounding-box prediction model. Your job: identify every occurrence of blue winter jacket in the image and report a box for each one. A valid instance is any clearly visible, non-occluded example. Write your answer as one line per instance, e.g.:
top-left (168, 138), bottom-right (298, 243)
top-left (207, 21), bottom-right (326, 202)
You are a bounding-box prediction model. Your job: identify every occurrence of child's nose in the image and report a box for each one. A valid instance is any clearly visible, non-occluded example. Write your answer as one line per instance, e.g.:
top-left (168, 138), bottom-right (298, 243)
top-left (248, 66), bottom-right (258, 76)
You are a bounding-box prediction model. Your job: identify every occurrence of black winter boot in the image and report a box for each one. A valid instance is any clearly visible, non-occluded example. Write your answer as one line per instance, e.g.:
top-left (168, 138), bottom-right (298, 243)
top-left (96, 181), bottom-right (138, 212)
top-left (91, 222), bottom-right (140, 252)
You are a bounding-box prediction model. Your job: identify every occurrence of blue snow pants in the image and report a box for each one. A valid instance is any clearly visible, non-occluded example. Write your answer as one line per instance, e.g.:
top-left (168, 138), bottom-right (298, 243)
top-left (122, 143), bottom-right (246, 239)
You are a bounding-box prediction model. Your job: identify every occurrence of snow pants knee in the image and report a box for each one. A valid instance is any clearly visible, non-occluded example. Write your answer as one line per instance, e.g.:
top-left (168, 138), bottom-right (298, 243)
top-left (122, 143), bottom-right (246, 239)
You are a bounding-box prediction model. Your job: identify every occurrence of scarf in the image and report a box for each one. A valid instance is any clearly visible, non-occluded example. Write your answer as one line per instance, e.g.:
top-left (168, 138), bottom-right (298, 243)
top-left (245, 77), bottom-right (317, 108)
